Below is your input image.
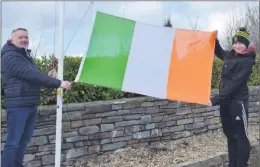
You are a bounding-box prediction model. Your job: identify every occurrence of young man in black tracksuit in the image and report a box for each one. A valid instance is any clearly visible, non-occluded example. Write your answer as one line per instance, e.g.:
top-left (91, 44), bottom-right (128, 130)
top-left (209, 27), bottom-right (256, 167)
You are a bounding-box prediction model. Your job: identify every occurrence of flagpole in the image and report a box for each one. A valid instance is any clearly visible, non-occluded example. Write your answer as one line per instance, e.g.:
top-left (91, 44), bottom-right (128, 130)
top-left (55, 1), bottom-right (64, 167)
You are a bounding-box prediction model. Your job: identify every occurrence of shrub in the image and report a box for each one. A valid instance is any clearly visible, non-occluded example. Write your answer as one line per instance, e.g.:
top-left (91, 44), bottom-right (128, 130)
top-left (36, 55), bottom-right (141, 106)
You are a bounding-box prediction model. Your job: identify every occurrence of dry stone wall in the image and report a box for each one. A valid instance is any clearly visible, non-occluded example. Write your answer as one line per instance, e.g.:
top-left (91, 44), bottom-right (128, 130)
top-left (1, 86), bottom-right (259, 167)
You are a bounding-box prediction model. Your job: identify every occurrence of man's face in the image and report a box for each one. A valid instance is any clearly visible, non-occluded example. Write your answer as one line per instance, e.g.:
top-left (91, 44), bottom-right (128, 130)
top-left (11, 30), bottom-right (29, 49)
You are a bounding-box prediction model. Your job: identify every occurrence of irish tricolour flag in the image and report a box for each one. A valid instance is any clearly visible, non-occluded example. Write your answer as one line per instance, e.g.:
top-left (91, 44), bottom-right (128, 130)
top-left (75, 11), bottom-right (216, 105)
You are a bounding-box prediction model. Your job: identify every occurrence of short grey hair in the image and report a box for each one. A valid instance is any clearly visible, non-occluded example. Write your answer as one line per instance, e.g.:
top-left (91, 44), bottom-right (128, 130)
top-left (11, 28), bottom-right (28, 37)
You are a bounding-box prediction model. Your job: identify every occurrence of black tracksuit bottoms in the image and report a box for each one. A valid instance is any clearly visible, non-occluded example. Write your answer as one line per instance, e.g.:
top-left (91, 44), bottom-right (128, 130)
top-left (220, 100), bottom-right (250, 167)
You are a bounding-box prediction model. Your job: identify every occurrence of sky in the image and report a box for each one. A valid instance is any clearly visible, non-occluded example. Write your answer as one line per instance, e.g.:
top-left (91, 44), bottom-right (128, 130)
top-left (2, 1), bottom-right (258, 57)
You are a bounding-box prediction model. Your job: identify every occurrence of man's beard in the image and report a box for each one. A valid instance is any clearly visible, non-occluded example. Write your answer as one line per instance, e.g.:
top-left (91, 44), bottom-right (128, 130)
top-left (19, 44), bottom-right (28, 49)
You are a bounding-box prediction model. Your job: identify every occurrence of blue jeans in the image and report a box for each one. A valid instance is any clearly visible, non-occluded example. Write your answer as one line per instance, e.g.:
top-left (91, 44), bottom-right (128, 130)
top-left (2, 107), bottom-right (37, 167)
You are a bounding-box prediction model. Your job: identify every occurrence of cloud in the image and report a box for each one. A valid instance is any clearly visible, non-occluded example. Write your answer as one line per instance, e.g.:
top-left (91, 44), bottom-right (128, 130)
top-left (186, 1), bottom-right (246, 13)
top-left (205, 2), bottom-right (257, 37)
top-left (117, 1), bottom-right (165, 25)
top-left (2, 1), bottom-right (96, 30)
top-left (206, 12), bottom-right (228, 36)
top-left (70, 52), bottom-right (84, 57)
top-left (2, 2), bottom-right (56, 30)
top-left (175, 1), bottom-right (257, 38)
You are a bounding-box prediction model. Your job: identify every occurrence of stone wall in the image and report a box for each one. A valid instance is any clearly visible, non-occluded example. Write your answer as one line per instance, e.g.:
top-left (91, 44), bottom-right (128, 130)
top-left (1, 86), bottom-right (259, 167)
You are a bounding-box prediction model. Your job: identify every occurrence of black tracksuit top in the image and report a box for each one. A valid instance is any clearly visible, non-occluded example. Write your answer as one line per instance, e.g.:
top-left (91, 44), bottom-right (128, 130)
top-left (210, 39), bottom-right (255, 106)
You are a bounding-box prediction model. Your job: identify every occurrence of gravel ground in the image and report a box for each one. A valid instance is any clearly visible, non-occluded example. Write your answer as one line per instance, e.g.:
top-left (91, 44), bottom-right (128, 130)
top-left (217, 141), bottom-right (259, 167)
top-left (75, 125), bottom-right (259, 167)
top-left (248, 147), bottom-right (260, 167)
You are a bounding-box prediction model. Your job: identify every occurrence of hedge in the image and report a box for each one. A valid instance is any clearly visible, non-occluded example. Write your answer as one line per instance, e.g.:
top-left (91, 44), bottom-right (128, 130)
top-left (1, 54), bottom-right (260, 107)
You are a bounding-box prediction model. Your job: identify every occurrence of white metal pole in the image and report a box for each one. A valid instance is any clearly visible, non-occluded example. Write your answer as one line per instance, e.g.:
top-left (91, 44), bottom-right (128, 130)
top-left (55, 1), bottom-right (64, 167)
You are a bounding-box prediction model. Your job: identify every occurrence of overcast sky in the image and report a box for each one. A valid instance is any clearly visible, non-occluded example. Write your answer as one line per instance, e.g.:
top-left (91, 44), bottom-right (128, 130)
top-left (2, 1), bottom-right (257, 57)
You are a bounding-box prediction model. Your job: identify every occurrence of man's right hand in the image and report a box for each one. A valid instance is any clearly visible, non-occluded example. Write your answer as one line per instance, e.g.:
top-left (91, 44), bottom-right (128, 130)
top-left (60, 81), bottom-right (72, 89)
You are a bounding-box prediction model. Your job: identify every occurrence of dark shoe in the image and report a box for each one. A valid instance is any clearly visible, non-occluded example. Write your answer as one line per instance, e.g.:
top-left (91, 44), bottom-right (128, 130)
top-left (228, 160), bottom-right (237, 167)
top-left (237, 162), bottom-right (248, 167)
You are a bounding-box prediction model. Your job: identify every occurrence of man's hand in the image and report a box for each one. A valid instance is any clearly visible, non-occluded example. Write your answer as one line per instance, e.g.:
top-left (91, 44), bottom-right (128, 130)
top-left (60, 81), bottom-right (72, 89)
top-left (48, 69), bottom-right (57, 78)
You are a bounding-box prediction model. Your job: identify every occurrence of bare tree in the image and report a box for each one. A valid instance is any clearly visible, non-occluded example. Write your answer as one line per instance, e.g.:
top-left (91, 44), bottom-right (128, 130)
top-left (164, 18), bottom-right (172, 27)
top-left (187, 15), bottom-right (208, 31)
top-left (222, 3), bottom-right (259, 52)
top-left (222, 8), bottom-right (246, 49)
top-left (245, 3), bottom-right (259, 53)
top-left (188, 16), bottom-right (199, 30)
